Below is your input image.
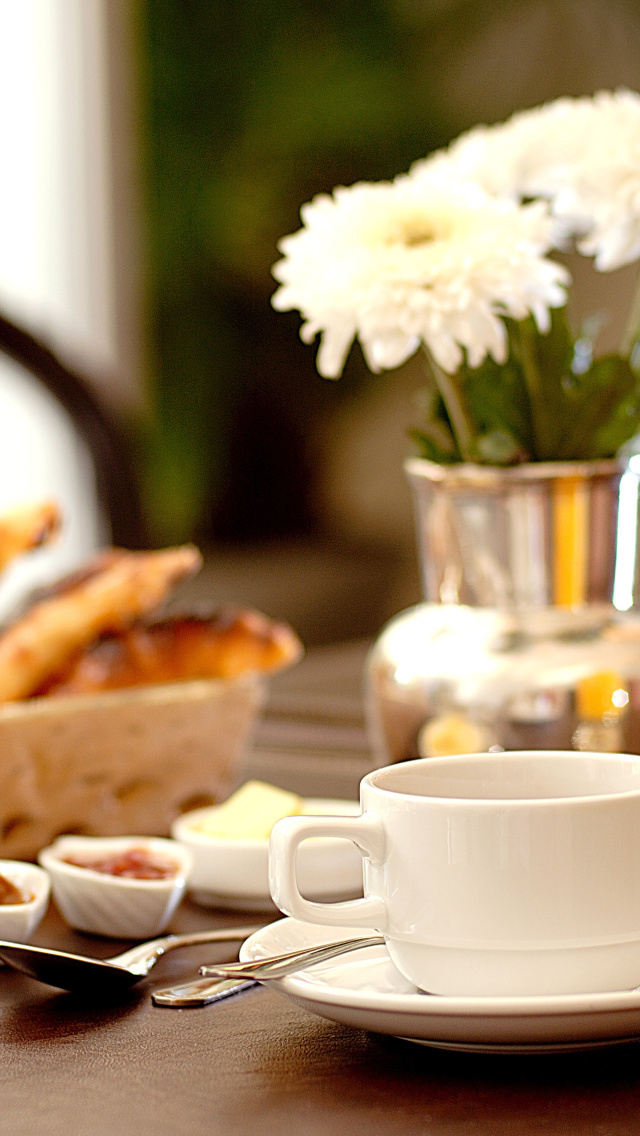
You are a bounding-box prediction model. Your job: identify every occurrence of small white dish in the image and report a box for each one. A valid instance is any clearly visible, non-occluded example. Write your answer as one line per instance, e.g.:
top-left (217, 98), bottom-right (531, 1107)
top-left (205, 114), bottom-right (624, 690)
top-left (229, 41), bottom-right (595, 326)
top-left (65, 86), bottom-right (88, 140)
top-left (0, 860), bottom-right (50, 943)
top-left (172, 798), bottom-right (363, 911)
top-left (240, 918), bottom-right (640, 1054)
top-left (38, 835), bottom-right (192, 939)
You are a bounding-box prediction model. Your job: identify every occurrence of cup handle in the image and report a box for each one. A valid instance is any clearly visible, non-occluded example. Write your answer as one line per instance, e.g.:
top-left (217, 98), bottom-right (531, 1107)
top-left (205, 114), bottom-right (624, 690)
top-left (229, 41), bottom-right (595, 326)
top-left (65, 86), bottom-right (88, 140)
top-left (268, 813), bottom-right (388, 930)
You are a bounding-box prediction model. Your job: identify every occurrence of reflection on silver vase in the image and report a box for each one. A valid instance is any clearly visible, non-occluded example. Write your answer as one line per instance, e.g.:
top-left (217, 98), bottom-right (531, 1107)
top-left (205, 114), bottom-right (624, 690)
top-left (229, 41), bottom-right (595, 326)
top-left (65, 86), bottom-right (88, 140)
top-left (365, 456), bottom-right (640, 763)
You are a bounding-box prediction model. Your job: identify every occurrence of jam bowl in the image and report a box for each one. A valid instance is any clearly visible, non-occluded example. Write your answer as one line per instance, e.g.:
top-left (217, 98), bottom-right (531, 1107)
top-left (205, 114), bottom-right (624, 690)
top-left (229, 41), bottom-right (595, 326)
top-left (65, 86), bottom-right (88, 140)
top-left (38, 835), bottom-right (192, 939)
top-left (0, 859), bottom-right (50, 942)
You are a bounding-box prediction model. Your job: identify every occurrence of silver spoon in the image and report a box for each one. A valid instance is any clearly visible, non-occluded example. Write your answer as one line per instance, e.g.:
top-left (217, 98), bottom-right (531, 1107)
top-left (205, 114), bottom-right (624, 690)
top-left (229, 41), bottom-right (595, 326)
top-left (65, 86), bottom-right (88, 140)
top-left (0, 924), bottom-right (264, 993)
top-left (152, 933), bottom-right (385, 1005)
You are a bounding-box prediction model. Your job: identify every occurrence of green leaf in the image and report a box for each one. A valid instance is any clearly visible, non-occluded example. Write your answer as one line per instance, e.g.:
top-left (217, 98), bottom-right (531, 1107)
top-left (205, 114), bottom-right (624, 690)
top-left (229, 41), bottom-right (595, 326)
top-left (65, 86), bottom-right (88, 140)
top-left (476, 429), bottom-right (523, 464)
top-left (408, 429), bottom-right (459, 464)
top-left (457, 350), bottom-right (533, 462)
top-left (576, 358), bottom-right (640, 458)
top-left (413, 311), bottom-right (640, 467)
top-left (508, 310), bottom-right (574, 460)
top-left (506, 313), bottom-right (639, 460)
top-left (410, 376), bottom-right (461, 462)
top-left (537, 354), bottom-right (638, 459)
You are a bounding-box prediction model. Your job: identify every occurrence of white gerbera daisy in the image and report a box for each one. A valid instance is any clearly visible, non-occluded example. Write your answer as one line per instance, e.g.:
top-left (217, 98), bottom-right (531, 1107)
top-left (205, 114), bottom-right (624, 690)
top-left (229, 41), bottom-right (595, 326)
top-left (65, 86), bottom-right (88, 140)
top-left (411, 89), bottom-right (640, 272)
top-left (409, 96), bottom-right (596, 204)
top-left (549, 89), bottom-right (640, 270)
top-left (271, 178), bottom-right (568, 377)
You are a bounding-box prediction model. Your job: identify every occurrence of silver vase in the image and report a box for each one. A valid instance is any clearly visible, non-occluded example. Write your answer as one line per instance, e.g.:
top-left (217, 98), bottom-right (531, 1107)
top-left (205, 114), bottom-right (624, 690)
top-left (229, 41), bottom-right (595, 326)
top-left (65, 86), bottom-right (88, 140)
top-left (365, 455), bottom-right (640, 762)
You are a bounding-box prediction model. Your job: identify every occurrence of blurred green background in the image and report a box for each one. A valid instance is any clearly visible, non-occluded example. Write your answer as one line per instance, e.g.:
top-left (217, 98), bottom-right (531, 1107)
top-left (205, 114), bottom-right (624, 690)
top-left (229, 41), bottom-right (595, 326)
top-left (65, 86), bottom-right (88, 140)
top-left (134, 0), bottom-right (640, 552)
top-left (135, 0), bottom-right (486, 546)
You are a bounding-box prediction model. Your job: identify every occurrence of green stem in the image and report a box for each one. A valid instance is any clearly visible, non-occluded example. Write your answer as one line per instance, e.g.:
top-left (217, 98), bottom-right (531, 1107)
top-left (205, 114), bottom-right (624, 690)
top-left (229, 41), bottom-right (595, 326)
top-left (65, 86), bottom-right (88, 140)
top-left (421, 347), bottom-right (476, 462)
top-left (620, 268), bottom-right (640, 359)
top-left (511, 320), bottom-right (544, 458)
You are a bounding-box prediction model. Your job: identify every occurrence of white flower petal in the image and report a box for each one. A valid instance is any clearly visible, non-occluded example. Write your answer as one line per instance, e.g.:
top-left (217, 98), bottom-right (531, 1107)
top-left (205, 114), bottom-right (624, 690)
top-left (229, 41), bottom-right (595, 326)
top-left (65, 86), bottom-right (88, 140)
top-left (425, 331), bottom-right (463, 373)
top-left (315, 322), bottom-right (357, 378)
top-left (361, 333), bottom-right (420, 373)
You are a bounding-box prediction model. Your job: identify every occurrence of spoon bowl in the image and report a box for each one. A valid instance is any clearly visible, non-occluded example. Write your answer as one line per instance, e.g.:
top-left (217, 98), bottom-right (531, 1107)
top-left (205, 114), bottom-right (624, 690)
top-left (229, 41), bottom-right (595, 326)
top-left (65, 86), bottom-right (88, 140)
top-left (0, 924), bottom-right (264, 993)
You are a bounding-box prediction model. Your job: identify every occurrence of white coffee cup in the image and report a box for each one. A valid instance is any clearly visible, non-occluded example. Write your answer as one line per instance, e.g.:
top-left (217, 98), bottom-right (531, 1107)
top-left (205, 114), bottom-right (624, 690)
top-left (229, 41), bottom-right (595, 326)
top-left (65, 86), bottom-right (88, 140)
top-left (269, 751), bottom-right (640, 997)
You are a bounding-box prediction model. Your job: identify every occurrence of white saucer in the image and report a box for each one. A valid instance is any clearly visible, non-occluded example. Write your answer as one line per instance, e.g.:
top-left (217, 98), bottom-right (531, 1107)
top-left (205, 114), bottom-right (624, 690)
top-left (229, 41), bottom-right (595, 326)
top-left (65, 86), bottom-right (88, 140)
top-left (239, 918), bottom-right (640, 1053)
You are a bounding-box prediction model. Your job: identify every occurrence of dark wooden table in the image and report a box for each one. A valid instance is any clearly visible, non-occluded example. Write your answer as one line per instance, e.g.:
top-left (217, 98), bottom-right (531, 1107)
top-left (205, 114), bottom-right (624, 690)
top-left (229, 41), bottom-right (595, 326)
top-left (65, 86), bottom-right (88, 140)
top-left (4, 643), bottom-right (640, 1135)
top-left (3, 899), bottom-right (640, 1136)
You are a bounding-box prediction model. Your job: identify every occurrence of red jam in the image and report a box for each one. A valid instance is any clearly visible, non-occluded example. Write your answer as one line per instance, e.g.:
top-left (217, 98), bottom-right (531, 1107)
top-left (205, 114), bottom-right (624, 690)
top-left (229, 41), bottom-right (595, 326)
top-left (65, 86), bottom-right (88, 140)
top-left (62, 847), bottom-right (179, 880)
top-left (0, 873), bottom-right (28, 904)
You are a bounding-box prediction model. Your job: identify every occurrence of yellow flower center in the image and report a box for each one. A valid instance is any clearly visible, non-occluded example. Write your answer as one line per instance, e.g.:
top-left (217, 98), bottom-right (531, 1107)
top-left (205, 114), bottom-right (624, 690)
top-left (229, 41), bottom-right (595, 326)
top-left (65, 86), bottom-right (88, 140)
top-left (402, 227), bottom-right (436, 247)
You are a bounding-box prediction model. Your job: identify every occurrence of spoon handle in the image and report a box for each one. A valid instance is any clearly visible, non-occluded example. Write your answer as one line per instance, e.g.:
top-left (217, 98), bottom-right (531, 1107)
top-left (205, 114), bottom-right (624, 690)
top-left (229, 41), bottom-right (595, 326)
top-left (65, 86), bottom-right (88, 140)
top-left (115, 924), bottom-right (266, 973)
top-left (152, 976), bottom-right (257, 1007)
top-left (198, 934), bottom-right (385, 982)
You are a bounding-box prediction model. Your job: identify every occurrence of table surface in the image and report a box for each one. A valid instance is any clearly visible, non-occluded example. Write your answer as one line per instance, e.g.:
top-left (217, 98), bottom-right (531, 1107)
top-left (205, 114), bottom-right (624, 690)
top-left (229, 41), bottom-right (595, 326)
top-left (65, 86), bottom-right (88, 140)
top-left (4, 643), bottom-right (640, 1136)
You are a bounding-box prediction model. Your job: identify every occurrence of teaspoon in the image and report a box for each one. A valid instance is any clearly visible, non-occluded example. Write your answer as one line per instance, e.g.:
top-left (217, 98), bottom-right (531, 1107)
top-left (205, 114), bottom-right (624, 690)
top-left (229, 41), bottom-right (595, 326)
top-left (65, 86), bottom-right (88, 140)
top-left (0, 924), bottom-right (264, 993)
top-left (152, 933), bottom-right (386, 1005)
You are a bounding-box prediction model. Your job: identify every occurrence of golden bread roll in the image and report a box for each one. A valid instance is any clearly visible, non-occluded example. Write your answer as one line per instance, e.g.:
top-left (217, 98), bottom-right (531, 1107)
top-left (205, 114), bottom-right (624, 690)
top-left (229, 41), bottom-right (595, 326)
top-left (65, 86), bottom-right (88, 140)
top-left (37, 609), bottom-right (303, 695)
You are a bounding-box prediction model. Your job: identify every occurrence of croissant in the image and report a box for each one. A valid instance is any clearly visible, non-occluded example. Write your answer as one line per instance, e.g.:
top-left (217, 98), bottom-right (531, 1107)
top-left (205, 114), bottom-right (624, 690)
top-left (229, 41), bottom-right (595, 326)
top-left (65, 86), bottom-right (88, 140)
top-left (37, 609), bottom-right (303, 696)
top-left (0, 500), bottom-right (61, 574)
top-left (0, 545), bottom-right (202, 701)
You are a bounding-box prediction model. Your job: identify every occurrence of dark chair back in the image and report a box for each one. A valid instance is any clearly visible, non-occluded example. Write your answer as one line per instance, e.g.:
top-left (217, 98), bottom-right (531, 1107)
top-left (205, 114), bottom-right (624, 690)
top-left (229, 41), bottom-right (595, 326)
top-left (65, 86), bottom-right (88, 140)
top-left (0, 312), bottom-right (148, 549)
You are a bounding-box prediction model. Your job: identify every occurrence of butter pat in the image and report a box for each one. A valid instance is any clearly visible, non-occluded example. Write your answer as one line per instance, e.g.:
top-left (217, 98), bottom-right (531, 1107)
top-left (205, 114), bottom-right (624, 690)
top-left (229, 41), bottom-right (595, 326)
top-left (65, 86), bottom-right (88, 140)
top-left (190, 780), bottom-right (303, 839)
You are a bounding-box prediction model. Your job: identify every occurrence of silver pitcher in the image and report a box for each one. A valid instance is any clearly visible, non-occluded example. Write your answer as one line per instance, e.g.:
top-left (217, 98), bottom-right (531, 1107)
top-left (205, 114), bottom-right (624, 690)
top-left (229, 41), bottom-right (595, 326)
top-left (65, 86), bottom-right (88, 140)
top-left (365, 456), bottom-right (640, 762)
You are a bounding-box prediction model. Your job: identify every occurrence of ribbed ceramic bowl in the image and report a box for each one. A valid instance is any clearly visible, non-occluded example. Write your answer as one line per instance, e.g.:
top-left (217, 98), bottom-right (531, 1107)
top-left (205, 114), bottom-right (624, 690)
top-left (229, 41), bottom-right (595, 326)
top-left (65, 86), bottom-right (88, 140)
top-left (0, 860), bottom-right (50, 942)
top-left (172, 799), bottom-right (363, 911)
top-left (38, 835), bottom-right (192, 939)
